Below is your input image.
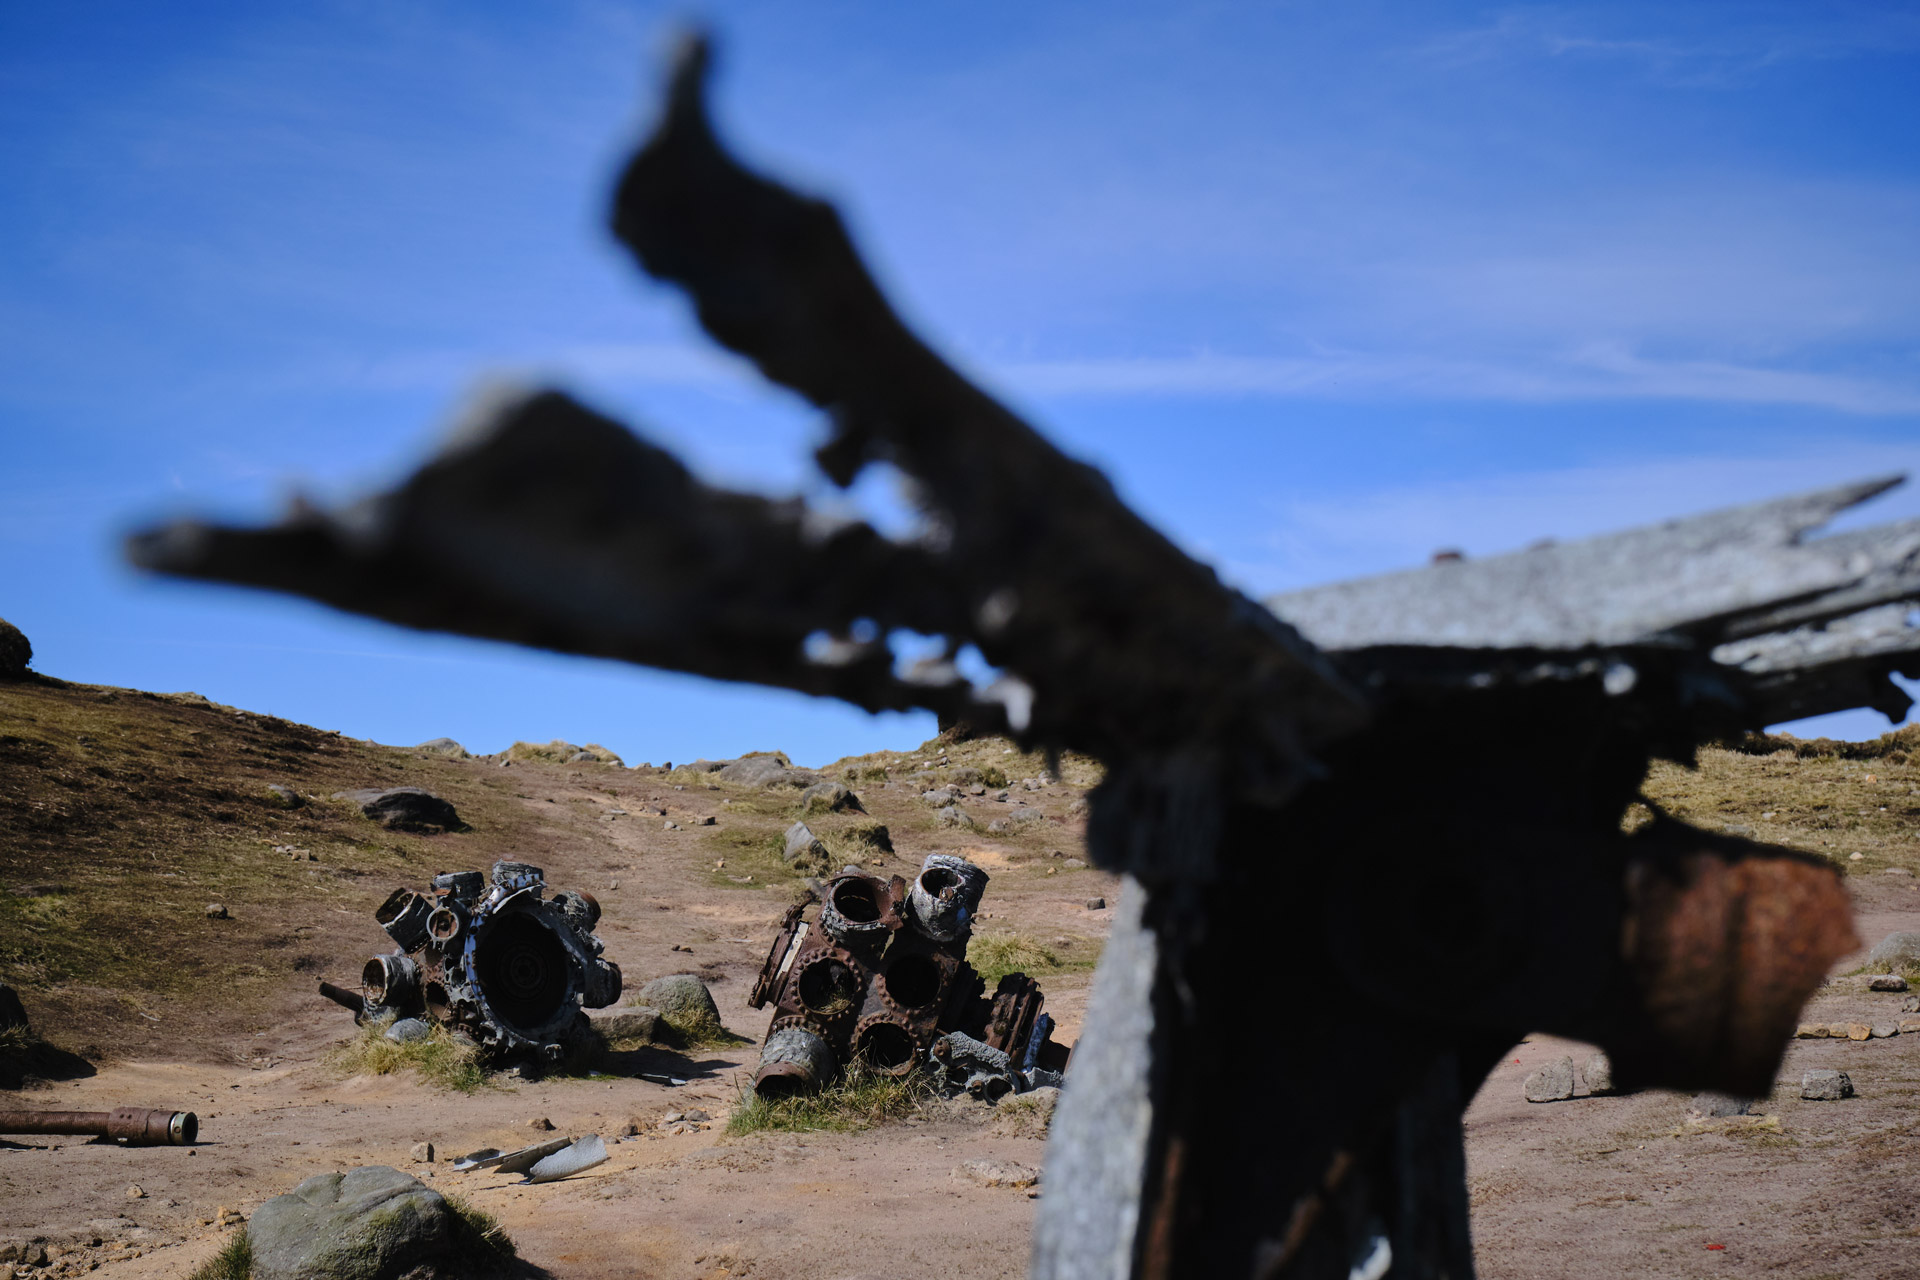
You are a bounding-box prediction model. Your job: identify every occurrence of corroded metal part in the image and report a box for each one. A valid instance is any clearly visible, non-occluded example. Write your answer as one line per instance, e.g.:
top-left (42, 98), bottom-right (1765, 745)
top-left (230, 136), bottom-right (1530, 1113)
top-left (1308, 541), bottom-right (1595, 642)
top-left (0, 1107), bottom-right (197, 1146)
top-left (324, 864), bottom-right (621, 1067)
top-left (907, 854), bottom-right (989, 943)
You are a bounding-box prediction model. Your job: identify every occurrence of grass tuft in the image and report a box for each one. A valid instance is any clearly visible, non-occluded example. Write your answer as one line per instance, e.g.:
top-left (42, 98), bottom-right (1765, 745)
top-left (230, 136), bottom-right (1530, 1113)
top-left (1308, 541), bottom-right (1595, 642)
top-left (185, 1230), bottom-right (251, 1280)
top-left (726, 1065), bottom-right (936, 1135)
top-left (967, 931), bottom-right (1097, 985)
top-left (325, 1019), bottom-right (490, 1093)
top-left (445, 1191), bottom-right (518, 1262)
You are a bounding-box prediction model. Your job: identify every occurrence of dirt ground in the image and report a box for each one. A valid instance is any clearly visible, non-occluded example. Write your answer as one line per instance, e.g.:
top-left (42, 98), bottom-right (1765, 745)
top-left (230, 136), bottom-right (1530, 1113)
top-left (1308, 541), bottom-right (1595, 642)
top-left (5, 677), bottom-right (1920, 1277)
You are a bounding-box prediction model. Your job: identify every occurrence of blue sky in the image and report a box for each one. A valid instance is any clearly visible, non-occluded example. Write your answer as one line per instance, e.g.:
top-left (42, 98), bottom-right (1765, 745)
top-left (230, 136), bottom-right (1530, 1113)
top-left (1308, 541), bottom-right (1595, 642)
top-left (4, 1), bottom-right (1918, 764)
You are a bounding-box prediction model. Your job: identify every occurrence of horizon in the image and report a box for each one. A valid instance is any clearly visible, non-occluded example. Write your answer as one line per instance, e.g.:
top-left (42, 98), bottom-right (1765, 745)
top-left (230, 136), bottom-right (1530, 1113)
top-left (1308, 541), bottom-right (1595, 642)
top-left (6, 2), bottom-right (1918, 766)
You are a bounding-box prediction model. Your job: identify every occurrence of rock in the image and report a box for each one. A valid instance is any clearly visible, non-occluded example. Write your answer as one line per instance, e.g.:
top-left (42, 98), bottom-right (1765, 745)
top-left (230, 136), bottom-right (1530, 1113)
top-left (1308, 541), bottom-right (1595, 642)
top-left (1068, 797), bottom-right (1090, 818)
top-left (1523, 1057), bottom-right (1574, 1103)
top-left (264, 783), bottom-right (305, 809)
top-left (126, 1185), bottom-right (145, 1199)
top-left (635, 975), bottom-right (724, 1043)
top-left (1085, 897), bottom-right (1107, 911)
top-left (936, 805), bottom-right (976, 829)
top-left (948, 767), bottom-right (984, 786)
top-left (0, 984), bottom-right (28, 1032)
top-left (717, 754), bottom-right (817, 788)
top-left (527, 1116), bottom-right (554, 1131)
top-left (663, 819), bottom-right (678, 830)
top-left (333, 787), bottom-right (463, 833)
top-left (1899, 1018), bottom-right (1920, 1034)
top-left (695, 815), bottom-right (715, 826)
top-left (505, 739), bottom-right (623, 766)
top-left (1582, 1051), bottom-right (1614, 1095)
top-left (1871, 1024), bottom-right (1898, 1038)
top-left (0, 618), bottom-right (30, 679)
top-left (247, 1165), bottom-right (509, 1280)
top-left (216, 1206), bottom-right (245, 1228)
top-left (414, 738), bottom-right (469, 758)
top-left (988, 807), bottom-right (1046, 834)
top-left (782, 821), bottom-right (832, 875)
top-left (1841, 1023), bottom-right (1872, 1041)
top-left (1688, 1093), bottom-right (1751, 1118)
top-left (1864, 931), bottom-right (1920, 972)
top-left (681, 1108), bottom-right (711, 1122)
top-left (1868, 974), bottom-right (1909, 991)
top-left (384, 1019), bottom-right (432, 1045)
top-left (1801, 1069), bottom-right (1854, 1101)
top-left (800, 781), bottom-right (864, 814)
top-left (921, 787), bottom-right (961, 806)
top-left (205, 903), bottom-right (230, 919)
top-left (954, 1159), bottom-right (1040, 1189)
top-left (842, 821), bottom-right (893, 853)
top-left (1905, 995), bottom-right (1920, 1014)
top-left (409, 1142), bottom-right (434, 1163)
top-left (1061, 858), bottom-right (1087, 870)
top-left (1795, 1023), bottom-right (1829, 1038)
top-left (990, 1086), bottom-right (1061, 1139)
top-left (590, 1007), bottom-right (660, 1042)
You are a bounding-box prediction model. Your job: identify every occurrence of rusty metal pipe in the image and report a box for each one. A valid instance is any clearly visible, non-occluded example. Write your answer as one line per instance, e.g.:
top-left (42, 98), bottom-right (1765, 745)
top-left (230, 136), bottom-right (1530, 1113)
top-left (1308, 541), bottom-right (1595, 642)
top-left (318, 980), bottom-right (366, 1016)
top-left (0, 1106), bottom-right (197, 1145)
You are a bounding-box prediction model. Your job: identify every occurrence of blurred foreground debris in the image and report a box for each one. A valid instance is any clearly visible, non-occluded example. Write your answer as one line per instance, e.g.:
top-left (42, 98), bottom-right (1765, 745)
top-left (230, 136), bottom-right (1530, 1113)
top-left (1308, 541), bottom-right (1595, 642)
top-left (320, 861), bottom-right (620, 1070)
top-left (748, 854), bottom-right (1070, 1098)
top-left (128, 34), bottom-right (1916, 1280)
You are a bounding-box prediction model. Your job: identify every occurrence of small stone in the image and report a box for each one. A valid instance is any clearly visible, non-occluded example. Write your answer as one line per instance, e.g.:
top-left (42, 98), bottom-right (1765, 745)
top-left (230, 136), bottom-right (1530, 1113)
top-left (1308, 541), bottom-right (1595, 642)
top-left (681, 1108), bottom-right (711, 1122)
top-left (528, 1116), bottom-right (555, 1131)
top-left (409, 1141), bottom-right (434, 1163)
top-left (663, 820), bottom-right (679, 830)
top-left (384, 1018), bottom-right (432, 1044)
top-left (1867, 974), bottom-right (1909, 991)
top-left (1085, 897), bottom-right (1107, 911)
top-left (936, 804), bottom-right (976, 830)
top-left (1871, 1024), bottom-right (1898, 1039)
top-left (204, 903), bottom-right (229, 919)
top-left (1898, 1018), bottom-right (1920, 1034)
top-left (618, 1119), bottom-right (642, 1137)
top-left (1061, 858), bottom-right (1087, 870)
top-left (696, 815), bottom-right (715, 826)
top-left (1689, 1093), bottom-right (1751, 1118)
top-left (1582, 1051), bottom-right (1615, 1095)
top-left (1523, 1057), bottom-right (1575, 1103)
top-left (1796, 1023), bottom-right (1829, 1038)
top-left (1904, 995), bottom-right (1920, 1014)
top-left (125, 1185), bottom-right (145, 1200)
top-left (263, 783), bottom-right (304, 809)
top-left (1801, 1069), bottom-right (1854, 1100)
top-left (1843, 1023), bottom-right (1872, 1041)
top-left (1851, 852), bottom-right (1865, 861)
top-left (954, 1159), bottom-right (1040, 1188)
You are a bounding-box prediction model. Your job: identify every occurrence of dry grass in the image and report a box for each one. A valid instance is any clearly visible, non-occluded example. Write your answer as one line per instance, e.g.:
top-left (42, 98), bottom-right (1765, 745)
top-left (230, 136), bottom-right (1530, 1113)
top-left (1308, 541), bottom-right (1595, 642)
top-left (325, 1019), bottom-right (490, 1093)
top-left (726, 1064), bottom-right (938, 1135)
top-left (1641, 739), bottom-right (1920, 877)
top-left (967, 931), bottom-right (1096, 985)
top-left (184, 1230), bottom-right (251, 1280)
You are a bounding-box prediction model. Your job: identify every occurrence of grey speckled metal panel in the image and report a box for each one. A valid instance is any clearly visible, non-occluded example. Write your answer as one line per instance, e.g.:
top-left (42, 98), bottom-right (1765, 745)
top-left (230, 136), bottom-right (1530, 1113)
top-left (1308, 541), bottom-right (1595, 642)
top-left (1032, 879), bottom-right (1157, 1280)
top-left (1266, 477), bottom-right (1915, 652)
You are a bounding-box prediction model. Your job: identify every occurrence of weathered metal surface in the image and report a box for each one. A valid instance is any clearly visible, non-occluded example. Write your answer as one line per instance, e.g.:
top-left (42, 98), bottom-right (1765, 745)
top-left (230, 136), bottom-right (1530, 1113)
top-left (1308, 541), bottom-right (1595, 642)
top-left (0, 1106), bottom-right (197, 1145)
top-left (748, 853), bottom-right (1067, 1096)
top-left (123, 32), bottom-right (1904, 1280)
top-left (334, 860), bottom-right (620, 1068)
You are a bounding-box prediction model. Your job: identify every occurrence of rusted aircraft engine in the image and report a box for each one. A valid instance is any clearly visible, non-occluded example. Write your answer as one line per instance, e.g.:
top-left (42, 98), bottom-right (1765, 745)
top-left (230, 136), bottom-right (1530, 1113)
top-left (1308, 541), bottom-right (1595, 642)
top-left (749, 854), bottom-right (1070, 1097)
top-left (327, 860), bottom-right (621, 1065)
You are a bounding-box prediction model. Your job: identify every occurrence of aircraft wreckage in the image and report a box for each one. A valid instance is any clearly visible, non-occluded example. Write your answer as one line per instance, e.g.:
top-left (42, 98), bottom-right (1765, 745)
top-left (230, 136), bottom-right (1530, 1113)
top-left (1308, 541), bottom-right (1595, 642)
top-left (321, 860), bottom-right (622, 1067)
top-left (129, 34), bottom-right (1920, 1280)
top-left (750, 854), bottom-right (1072, 1098)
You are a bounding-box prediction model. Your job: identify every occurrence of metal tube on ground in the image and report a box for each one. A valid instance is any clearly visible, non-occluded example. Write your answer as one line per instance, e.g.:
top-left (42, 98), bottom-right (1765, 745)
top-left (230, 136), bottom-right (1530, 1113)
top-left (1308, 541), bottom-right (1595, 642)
top-left (318, 981), bottom-right (366, 1016)
top-left (753, 1025), bottom-right (835, 1098)
top-left (0, 1107), bottom-right (197, 1145)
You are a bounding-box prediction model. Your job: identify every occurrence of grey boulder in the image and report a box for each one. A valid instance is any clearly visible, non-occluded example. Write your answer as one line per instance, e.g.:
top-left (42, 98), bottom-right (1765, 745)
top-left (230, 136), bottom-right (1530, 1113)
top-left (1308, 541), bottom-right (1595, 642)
top-left (1801, 1069), bottom-right (1855, 1100)
top-left (1864, 931), bottom-right (1920, 972)
top-left (1523, 1057), bottom-right (1574, 1103)
top-left (634, 975), bottom-right (723, 1043)
top-left (414, 738), bottom-right (469, 758)
top-left (782, 821), bottom-right (832, 875)
top-left (334, 788), bottom-right (463, 833)
top-left (247, 1165), bottom-right (511, 1280)
top-left (717, 754), bottom-right (817, 788)
top-left (800, 781), bottom-right (864, 814)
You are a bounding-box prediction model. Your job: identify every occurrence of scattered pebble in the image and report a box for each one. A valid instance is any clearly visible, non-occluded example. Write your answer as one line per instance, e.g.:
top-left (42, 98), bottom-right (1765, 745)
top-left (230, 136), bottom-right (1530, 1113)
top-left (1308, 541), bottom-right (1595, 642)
top-left (1868, 974), bottom-right (1909, 992)
top-left (124, 1185), bottom-right (144, 1200)
top-left (663, 819), bottom-right (679, 830)
top-left (204, 903), bottom-right (229, 919)
top-left (527, 1117), bottom-right (555, 1131)
top-left (1523, 1057), bottom-right (1575, 1103)
top-left (1085, 897), bottom-right (1107, 911)
top-left (409, 1141), bottom-right (434, 1163)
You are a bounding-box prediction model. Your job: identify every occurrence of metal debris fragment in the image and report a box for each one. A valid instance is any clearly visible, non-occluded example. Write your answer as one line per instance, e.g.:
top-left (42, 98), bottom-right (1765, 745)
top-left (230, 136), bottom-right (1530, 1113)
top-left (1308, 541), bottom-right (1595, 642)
top-left (747, 854), bottom-right (1071, 1098)
top-left (0, 1107), bottom-right (197, 1146)
top-left (329, 861), bottom-right (621, 1069)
